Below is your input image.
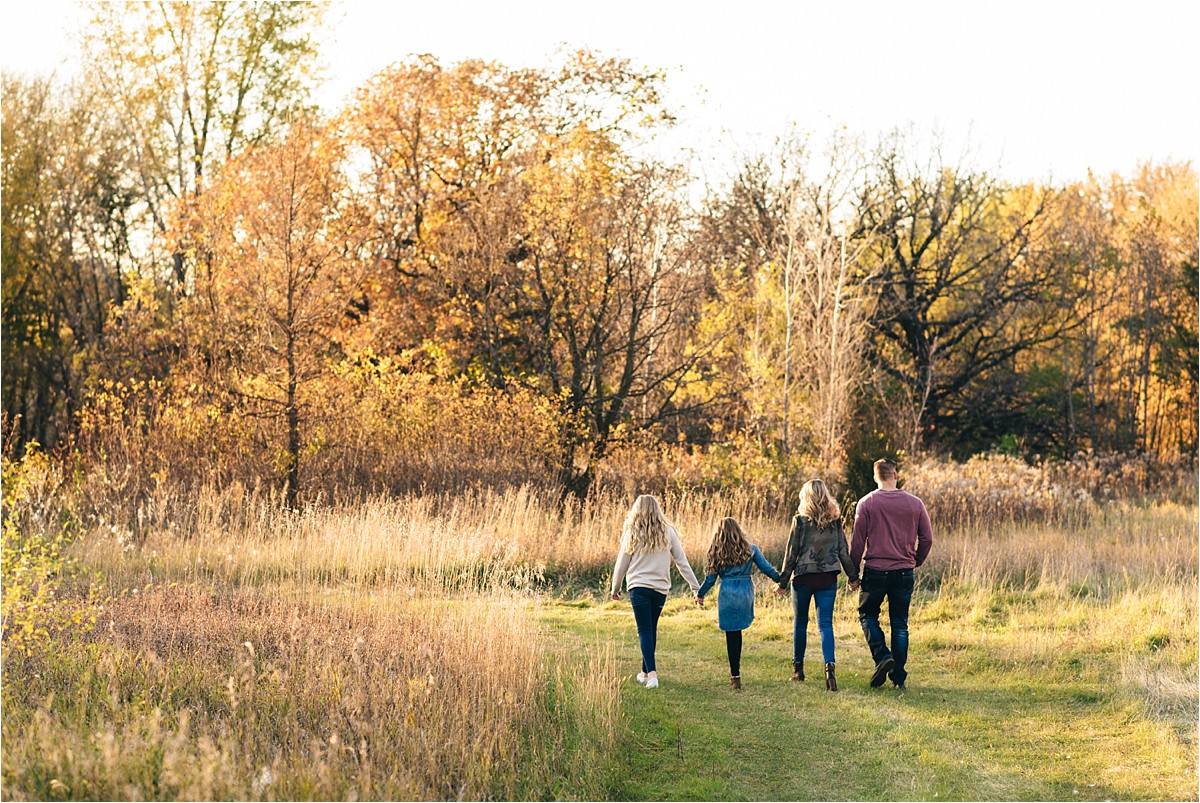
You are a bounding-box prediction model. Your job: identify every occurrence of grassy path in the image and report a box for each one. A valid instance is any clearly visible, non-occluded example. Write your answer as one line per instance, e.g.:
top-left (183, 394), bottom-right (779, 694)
top-left (540, 589), bottom-right (1196, 801)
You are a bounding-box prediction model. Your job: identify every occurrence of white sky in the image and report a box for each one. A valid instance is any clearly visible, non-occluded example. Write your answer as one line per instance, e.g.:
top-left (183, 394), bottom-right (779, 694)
top-left (3, 0), bottom-right (1197, 186)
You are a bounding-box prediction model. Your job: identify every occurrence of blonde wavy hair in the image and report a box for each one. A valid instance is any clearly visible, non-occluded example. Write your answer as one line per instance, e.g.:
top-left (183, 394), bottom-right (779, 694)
top-left (799, 479), bottom-right (841, 529)
top-left (705, 517), bottom-right (753, 574)
top-left (621, 495), bottom-right (671, 554)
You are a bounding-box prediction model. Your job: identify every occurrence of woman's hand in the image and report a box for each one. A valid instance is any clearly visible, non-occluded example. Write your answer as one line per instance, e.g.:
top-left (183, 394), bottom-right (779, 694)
top-left (611, 592), bottom-right (621, 601)
top-left (695, 596), bottom-right (705, 607)
top-left (775, 586), bottom-right (789, 597)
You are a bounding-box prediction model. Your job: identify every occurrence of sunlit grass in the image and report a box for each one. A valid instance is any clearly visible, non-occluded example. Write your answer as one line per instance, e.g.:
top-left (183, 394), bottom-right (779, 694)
top-left (2, 480), bottom-right (1195, 800)
top-left (545, 570), bottom-right (1197, 800)
top-left (73, 483), bottom-right (785, 593)
top-left (2, 584), bottom-right (619, 800)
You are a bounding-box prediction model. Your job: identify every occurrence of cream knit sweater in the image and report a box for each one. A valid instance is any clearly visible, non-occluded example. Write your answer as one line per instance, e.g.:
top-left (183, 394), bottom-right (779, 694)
top-left (610, 526), bottom-right (701, 597)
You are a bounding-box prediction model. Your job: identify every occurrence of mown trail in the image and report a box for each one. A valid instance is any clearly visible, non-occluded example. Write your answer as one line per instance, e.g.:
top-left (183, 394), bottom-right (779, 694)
top-left (541, 590), bottom-right (1196, 802)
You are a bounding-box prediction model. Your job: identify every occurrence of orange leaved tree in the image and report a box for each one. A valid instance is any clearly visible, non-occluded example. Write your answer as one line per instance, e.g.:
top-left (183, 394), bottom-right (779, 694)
top-left (187, 120), bottom-right (373, 507)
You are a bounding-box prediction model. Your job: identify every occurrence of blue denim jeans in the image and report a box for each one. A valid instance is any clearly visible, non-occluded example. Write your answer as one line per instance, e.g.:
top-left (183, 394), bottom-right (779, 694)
top-left (792, 583), bottom-right (837, 665)
top-left (629, 586), bottom-right (667, 673)
top-left (857, 567), bottom-right (914, 684)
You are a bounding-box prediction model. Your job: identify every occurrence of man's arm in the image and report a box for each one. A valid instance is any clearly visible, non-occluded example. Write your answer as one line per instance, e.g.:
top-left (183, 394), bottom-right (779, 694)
top-left (836, 522), bottom-right (858, 582)
top-left (914, 502), bottom-right (934, 567)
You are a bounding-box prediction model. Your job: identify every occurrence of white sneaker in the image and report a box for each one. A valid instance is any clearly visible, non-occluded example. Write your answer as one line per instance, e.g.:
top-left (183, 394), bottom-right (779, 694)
top-left (636, 672), bottom-right (648, 684)
top-left (645, 675), bottom-right (659, 689)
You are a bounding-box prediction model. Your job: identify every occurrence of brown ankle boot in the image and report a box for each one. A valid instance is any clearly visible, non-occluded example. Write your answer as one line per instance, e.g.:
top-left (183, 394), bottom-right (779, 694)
top-left (730, 675), bottom-right (742, 690)
top-left (824, 662), bottom-right (838, 691)
top-left (791, 662), bottom-right (805, 681)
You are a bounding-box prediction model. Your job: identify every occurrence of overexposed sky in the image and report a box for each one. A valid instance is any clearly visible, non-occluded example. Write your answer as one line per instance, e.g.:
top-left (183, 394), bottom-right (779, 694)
top-left (4, 0), bottom-right (1197, 185)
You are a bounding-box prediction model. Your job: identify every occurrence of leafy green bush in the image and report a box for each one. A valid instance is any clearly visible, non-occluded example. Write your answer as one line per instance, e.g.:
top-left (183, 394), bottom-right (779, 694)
top-left (1, 442), bottom-right (97, 657)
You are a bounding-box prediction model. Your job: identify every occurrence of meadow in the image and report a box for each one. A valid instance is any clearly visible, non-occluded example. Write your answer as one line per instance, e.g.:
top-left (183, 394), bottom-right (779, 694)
top-left (3, 4), bottom-right (1197, 800)
top-left (1, 457), bottom-right (1197, 800)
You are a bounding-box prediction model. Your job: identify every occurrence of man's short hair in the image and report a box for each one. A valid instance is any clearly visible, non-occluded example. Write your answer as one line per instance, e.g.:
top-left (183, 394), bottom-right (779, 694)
top-left (873, 459), bottom-right (897, 480)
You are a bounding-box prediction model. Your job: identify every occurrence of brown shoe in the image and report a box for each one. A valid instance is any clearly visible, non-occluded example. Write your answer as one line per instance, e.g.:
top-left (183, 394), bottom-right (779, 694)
top-left (791, 662), bottom-right (805, 681)
top-left (824, 662), bottom-right (838, 692)
top-left (730, 675), bottom-right (742, 690)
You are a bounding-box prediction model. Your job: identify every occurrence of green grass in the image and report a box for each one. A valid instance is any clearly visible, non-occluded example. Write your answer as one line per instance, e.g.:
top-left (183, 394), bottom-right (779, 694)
top-left (540, 585), bottom-right (1197, 801)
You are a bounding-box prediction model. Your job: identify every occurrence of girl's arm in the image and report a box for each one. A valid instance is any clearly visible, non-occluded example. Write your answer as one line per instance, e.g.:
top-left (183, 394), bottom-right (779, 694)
top-left (777, 516), bottom-right (803, 588)
top-left (697, 572), bottom-right (718, 599)
top-left (610, 548), bottom-right (632, 598)
top-left (668, 528), bottom-right (702, 595)
top-left (752, 545), bottom-right (783, 583)
top-left (835, 522), bottom-right (858, 582)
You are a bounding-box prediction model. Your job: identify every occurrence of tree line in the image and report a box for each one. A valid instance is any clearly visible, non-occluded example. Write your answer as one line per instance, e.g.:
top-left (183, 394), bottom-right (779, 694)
top-left (3, 2), bottom-right (1196, 504)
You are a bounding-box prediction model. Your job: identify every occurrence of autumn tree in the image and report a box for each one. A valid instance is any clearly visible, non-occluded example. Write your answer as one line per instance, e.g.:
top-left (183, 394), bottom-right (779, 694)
top-left (972, 162), bottom-right (1198, 460)
top-left (345, 55), bottom-right (545, 367)
top-left (187, 121), bottom-right (372, 507)
top-left (691, 149), bottom-right (792, 454)
top-left (778, 136), bottom-right (877, 474)
top-left (1065, 163), bottom-right (1200, 458)
top-left (1, 75), bottom-right (138, 449)
top-left (3, 2), bottom-right (329, 457)
top-left (347, 52), bottom-right (712, 497)
top-left (82, 1), bottom-right (327, 287)
top-left (855, 134), bottom-right (1089, 455)
top-left (691, 133), bottom-right (876, 477)
top-left (518, 144), bottom-right (714, 497)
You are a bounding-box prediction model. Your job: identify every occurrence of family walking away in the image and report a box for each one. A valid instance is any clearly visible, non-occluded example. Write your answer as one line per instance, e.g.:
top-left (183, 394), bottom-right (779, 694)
top-left (609, 458), bottom-right (934, 692)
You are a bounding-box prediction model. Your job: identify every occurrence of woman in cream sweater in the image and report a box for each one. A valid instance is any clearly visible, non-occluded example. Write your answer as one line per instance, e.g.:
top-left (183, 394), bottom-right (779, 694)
top-left (610, 495), bottom-right (701, 688)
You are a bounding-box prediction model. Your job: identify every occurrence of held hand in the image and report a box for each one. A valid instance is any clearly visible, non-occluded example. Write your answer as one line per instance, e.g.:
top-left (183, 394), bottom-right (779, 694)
top-left (611, 592), bottom-right (621, 601)
top-left (848, 580), bottom-right (860, 592)
top-left (695, 596), bottom-right (705, 607)
top-left (775, 586), bottom-right (788, 597)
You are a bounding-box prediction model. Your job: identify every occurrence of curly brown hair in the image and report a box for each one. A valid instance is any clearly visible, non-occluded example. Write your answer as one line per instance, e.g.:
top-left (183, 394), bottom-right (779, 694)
top-left (705, 517), bottom-right (753, 574)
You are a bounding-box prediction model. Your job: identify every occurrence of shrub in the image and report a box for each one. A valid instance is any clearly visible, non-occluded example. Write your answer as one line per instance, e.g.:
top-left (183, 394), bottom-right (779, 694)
top-left (1, 442), bottom-right (98, 657)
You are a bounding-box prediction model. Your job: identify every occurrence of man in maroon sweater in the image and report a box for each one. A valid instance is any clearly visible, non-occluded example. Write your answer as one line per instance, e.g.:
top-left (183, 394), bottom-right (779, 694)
top-left (848, 458), bottom-right (934, 690)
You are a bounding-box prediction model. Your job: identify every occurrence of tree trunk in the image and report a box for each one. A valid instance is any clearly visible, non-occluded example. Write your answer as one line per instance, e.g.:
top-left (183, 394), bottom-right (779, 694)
top-left (285, 330), bottom-right (300, 510)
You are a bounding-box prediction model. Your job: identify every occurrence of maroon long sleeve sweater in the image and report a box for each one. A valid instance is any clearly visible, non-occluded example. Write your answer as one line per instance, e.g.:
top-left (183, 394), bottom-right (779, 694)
top-left (850, 489), bottom-right (934, 571)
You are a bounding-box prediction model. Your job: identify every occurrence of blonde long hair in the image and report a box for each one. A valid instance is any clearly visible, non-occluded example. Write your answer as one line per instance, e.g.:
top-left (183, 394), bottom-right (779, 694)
top-left (799, 479), bottom-right (840, 529)
top-left (706, 517), bottom-right (753, 574)
top-left (621, 495), bottom-right (671, 554)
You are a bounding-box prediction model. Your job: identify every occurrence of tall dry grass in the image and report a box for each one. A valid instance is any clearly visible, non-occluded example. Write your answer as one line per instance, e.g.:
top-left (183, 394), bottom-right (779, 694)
top-left (69, 471), bottom-right (1197, 598)
top-left (2, 582), bottom-right (619, 800)
top-left (72, 371), bottom-right (568, 510)
top-left (3, 461), bottom-right (628, 799)
top-left (902, 452), bottom-right (1198, 529)
top-left (914, 500), bottom-right (1199, 740)
top-left (3, 444), bottom-right (1196, 799)
top-left (73, 482), bottom-right (787, 591)
top-left (920, 501), bottom-right (1199, 593)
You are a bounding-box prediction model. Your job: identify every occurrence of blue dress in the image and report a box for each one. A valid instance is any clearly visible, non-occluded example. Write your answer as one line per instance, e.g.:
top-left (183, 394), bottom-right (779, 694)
top-left (697, 545), bottom-right (783, 631)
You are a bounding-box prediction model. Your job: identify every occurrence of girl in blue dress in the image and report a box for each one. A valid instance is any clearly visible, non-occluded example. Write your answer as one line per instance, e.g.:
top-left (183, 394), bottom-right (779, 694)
top-left (696, 517), bottom-right (783, 689)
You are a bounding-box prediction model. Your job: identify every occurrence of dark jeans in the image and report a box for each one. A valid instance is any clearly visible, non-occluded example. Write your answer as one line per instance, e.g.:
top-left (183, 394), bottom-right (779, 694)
top-left (725, 629), bottom-right (742, 676)
top-left (857, 567), bottom-right (914, 684)
top-left (792, 583), bottom-right (837, 665)
top-left (629, 586), bottom-right (667, 673)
